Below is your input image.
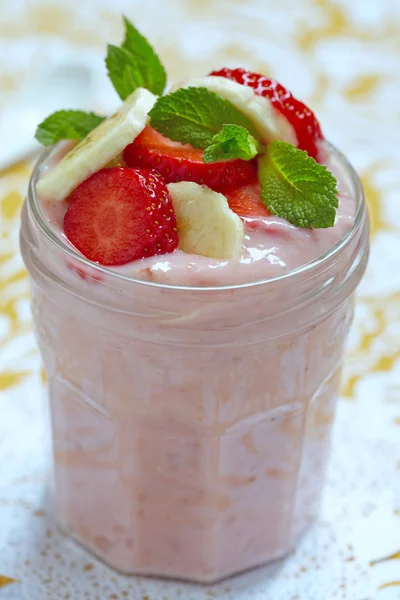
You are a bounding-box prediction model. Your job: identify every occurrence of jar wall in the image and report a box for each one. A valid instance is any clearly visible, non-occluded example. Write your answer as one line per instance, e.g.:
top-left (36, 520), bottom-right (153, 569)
top-left (31, 278), bottom-right (353, 582)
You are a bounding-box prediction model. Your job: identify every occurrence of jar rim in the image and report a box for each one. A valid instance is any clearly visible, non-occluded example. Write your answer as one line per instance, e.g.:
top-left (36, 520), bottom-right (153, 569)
top-left (28, 142), bottom-right (366, 292)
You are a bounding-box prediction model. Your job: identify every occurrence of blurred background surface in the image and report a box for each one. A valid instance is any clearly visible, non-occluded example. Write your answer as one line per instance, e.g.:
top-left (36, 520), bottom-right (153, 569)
top-left (0, 1), bottom-right (399, 599)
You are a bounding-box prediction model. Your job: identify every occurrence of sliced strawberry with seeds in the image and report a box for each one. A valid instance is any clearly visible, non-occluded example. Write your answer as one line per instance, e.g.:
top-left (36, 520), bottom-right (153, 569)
top-left (210, 68), bottom-right (323, 160)
top-left (64, 167), bottom-right (178, 266)
top-left (222, 181), bottom-right (269, 217)
top-left (124, 126), bottom-right (257, 190)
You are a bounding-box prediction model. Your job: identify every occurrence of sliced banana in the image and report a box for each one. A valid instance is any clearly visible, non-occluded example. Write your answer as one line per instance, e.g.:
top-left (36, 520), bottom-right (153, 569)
top-left (183, 76), bottom-right (297, 146)
top-left (167, 182), bottom-right (244, 260)
top-left (37, 88), bottom-right (157, 202)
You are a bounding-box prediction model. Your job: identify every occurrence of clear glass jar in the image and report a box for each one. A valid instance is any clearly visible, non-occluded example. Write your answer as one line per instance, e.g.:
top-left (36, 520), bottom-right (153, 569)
top-left (20, 144), bottom-right (369, 583)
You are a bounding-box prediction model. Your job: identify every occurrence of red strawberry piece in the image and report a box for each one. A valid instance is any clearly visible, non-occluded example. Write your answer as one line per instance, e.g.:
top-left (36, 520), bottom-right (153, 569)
top-left (210, 68), bottom-right (323, 160)
top-left (66, 259), bottom-right (103, 283)
top-left (222, 181), bottom-right (269, 217)
top-left (64, 167), bottom-right (179, 266)
top-left (124, 126), bottom-right (257, 190)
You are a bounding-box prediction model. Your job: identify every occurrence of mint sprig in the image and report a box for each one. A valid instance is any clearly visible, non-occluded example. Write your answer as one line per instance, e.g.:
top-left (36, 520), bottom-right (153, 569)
top-left (149, 87), bottom-right (260, 150)
top-left (106, 17), bottom-right (166, 99)
top-left (122, 17), bottom-right (166, 95)
top-left (258, 141), bottom-right (338, 229)
top-left (203, 124), bottom-right (261, 163)
top-left (35, 110), bottom-right (105, 146)
top-left (105, 45), bottom-right (145, 101)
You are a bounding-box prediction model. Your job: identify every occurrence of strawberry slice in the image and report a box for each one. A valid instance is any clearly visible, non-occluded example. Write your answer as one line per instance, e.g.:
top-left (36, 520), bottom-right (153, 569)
top-left (123, 126), bottom-right (257, 190)
top-left (223, 181), bottom-right (269, 217)
top-left (210, 68), bottom-right (323, 160)
top-left (64, 168), bottom-right (178, 266)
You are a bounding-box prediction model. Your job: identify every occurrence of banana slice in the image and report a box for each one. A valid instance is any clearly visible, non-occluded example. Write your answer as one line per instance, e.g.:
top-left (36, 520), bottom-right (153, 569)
top-left (167, 182), bottom-right (244, 260)
top-left (37, 88), bottom-right (157, 202)
top-left (183, 76), bottom-right (297, 146)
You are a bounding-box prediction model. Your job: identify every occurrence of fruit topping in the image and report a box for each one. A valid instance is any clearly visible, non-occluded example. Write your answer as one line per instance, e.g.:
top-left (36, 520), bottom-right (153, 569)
top-left (167, 181), bottom-right (244, 259)
top-left (223, 182), bottom-right (269, 217)
top-left (124, 126), bottom-right (257, 191)
top-left (35, 14), bottom-right (339, 245)
top-left (64, 167), bottom-right (178, 265)
top-left (210, 68), bottom-right (323, 160)
top-left (181, 77), bottom-right (296, 148)
top-left (37, 88), bottom-right (157, 202)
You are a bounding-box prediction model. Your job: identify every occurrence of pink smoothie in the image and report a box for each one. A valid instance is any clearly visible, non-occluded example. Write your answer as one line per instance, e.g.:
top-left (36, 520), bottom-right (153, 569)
top-left (20, 141), bottom-right (368, 582)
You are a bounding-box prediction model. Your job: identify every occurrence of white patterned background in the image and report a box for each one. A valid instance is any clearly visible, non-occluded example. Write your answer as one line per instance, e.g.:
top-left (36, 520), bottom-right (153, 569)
top-left (0, 1), bottom-right (399, 599)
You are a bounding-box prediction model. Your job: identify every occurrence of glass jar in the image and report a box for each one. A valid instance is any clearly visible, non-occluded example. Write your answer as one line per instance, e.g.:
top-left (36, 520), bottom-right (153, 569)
top-left (20, 144), bottom-right (369, 583)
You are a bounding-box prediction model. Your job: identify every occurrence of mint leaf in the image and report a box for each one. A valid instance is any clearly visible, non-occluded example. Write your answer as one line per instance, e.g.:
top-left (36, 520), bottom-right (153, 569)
top-left (106, 18), bottom-right (166, 98)
top-left (105, 44), bottom-right (145, 100)
top-left (258, 141), bottom-right (338, 229)
top-left (35, 110), bottom-right (105, 146)
top-left (203, 124), bottom-right (261, 163)
top-left (122, 17), bottom-right (166, 95)
top-left (149, 87), bottom-right (260, 149)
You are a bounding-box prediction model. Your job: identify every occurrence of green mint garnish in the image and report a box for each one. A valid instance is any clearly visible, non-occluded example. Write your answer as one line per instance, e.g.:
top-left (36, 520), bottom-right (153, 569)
top-left (149, 87), bottom-right (260, 150)
top-left (258, 141), bottom-right (338, 229)
top-left (35, 110), bottom-right (105, 146)
top-left (122, 17), bottom-right (166, 96)
top-left (203, 124), bottom-right (261, 163)
top-left (105, 45), bottom-right (145, 101)
top-left (106, 17), bottom-right (166, 99)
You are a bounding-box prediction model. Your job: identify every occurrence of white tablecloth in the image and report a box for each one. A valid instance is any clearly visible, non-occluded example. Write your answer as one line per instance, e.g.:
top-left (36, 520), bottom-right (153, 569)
top-left (0, 1), bottom-right (399, 598)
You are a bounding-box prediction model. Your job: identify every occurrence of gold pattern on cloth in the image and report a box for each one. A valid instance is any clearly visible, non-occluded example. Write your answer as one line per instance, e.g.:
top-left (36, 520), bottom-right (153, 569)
top-left (0, 576), bottom-right (17, 588)
top-left (0, 0), bottom-right (399, 598)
